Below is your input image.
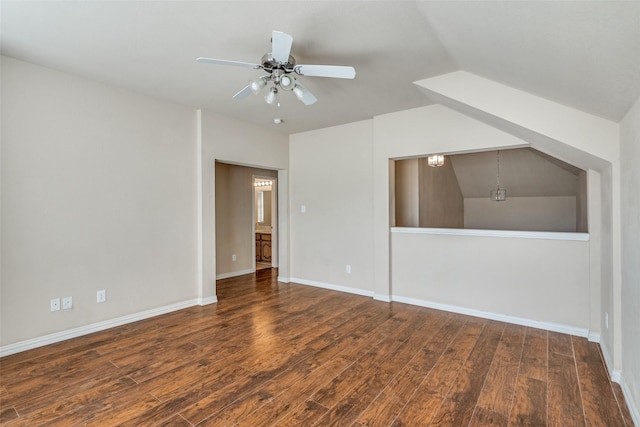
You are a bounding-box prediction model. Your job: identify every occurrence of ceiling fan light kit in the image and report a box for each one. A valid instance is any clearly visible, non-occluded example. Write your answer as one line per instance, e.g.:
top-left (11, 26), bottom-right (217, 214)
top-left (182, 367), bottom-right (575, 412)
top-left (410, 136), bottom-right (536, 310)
top-left (197, 30), bottom-right (356, 107)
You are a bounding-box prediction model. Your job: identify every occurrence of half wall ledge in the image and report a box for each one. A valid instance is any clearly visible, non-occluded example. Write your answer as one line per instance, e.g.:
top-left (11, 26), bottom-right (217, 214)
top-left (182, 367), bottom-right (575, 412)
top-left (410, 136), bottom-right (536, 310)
top-left (391, 227), bottom-right (589, 241)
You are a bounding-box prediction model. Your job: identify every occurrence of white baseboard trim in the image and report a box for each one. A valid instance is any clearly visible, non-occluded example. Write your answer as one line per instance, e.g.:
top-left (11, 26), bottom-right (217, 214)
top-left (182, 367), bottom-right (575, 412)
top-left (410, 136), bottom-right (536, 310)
top-left (216, 269), bottom-right (255, 280)
top-left (198, 296), bottom-right (218, 306)
top-left (588, 331), bottom-right (601, 343)
top-left (290, 277), bottom-right (374, 298)
top-left (391, 295), bottom-right (590, 338)
top-left (0, 298), bottom-right (201, 358)
top-left (285, 282), bottom-right (592, 339)
top-left (599, 341), bottom-right (622, 383)
top-left (373, 293), bottom-right (392, 302)
top-left (610, 370), bottom-right (622, 384)
top-left (620, 375), bottom-right (640, 427)
top-left (277, 276), bottom-right (290, 283)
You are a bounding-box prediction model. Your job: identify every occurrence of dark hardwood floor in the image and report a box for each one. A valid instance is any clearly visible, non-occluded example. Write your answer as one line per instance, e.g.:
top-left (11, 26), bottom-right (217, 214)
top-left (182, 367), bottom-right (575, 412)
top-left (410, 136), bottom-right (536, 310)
top-left (0, 269), bottom-right (635, 426)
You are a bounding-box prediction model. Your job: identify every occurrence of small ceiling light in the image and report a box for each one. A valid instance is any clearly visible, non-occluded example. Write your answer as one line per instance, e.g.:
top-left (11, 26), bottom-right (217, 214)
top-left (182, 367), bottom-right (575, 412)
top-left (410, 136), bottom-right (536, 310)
top-left (264, 87), bottom-right (279, 106)
top-left (490, 150), bottom-right (507, 202)
top-left (273, 118), bottom-right (283, 124)
top-left (427, 154), bottom-right (445, 167)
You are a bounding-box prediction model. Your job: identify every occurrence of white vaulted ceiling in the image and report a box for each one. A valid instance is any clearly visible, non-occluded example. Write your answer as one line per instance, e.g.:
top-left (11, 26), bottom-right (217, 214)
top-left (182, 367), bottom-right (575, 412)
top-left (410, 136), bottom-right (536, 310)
top-left (1, 1), bottom-right (639, 135)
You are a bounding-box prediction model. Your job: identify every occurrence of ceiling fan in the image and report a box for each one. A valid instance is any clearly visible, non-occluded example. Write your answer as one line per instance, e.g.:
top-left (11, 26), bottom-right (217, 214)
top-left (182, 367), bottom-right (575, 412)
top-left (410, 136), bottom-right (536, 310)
top-left (196, 31), bottom-right (356, 106)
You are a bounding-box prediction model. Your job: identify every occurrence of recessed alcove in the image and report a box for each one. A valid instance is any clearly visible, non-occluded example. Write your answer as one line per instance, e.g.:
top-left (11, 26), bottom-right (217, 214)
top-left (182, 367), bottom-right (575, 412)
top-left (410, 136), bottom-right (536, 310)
top-left (393, 147), bottom-right (587, 233)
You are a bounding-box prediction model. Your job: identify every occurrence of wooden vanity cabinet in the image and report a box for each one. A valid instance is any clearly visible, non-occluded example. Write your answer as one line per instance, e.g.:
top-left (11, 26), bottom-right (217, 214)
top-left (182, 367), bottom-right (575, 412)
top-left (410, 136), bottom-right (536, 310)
top-left (255, 233), bottom-right (272, 262)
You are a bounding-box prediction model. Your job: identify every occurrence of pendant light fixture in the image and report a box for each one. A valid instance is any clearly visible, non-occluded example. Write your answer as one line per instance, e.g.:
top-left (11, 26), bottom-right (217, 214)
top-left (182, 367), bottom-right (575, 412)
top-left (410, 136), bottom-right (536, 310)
top-left (490, 150), bottom-right (507, 202)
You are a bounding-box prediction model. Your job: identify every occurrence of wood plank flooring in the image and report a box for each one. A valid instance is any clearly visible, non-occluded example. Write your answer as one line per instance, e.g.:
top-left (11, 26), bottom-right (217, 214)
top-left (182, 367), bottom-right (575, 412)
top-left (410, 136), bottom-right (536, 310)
top-left (0, 269), bottom-right (635, 426)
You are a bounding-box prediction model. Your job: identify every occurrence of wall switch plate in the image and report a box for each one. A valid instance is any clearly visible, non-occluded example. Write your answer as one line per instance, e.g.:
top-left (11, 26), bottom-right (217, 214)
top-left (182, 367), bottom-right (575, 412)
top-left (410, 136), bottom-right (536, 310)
top-left (300, 205), bottom-right (306, 213)
top-left (232, 254), bottom-right (237, 262)
top-left (605, 312), bottom-right (609, 329)
top-left (346, 265), bottom-right (352, 274)
top-left (97, 290), bottom-right (106, 303)
top-left (50, 298), bottom-right (60, 312)
top-left (62, 296), bottom-right (73, 310)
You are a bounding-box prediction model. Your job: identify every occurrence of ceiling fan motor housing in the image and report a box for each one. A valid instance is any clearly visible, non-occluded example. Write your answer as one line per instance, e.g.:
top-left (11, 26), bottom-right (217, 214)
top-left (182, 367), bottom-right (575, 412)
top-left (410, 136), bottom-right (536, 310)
top-left (261, 53), bottom-right (296, 72)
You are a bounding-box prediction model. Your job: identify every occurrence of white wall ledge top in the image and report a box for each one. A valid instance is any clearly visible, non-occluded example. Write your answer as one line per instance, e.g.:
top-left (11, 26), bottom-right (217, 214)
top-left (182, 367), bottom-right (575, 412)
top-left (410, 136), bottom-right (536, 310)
top-left (391, 227), bottom-right (589, 241)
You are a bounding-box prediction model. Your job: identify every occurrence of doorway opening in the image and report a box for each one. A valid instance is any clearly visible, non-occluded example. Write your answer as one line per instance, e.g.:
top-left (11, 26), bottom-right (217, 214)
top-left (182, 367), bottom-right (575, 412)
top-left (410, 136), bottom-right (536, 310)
top-left (214, 162), bottom-right (278, 280)
top-left (253, 176), bottom-right (278, 271)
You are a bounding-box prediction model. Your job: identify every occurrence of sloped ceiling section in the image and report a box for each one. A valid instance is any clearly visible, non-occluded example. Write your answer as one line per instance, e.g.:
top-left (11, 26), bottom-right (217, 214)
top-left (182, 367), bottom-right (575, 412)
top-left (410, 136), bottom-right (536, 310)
top-left (418, 1), bottom-right (640, 122)
top-left (449, 148), bottom-right (580, 199)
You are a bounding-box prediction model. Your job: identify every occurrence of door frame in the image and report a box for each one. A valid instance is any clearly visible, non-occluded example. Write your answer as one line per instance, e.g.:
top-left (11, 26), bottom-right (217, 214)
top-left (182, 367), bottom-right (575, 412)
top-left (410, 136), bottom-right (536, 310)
top-left (252, 174), bottom-right (278, 270)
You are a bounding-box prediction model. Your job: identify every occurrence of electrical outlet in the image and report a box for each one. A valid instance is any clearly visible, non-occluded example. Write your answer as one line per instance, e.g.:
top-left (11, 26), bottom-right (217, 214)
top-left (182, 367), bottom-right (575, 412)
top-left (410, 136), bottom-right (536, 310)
top-left (97, 290), bottom-right (106, 303)
top-left (50, 298), bottom-right (60, 312)
top-left (346, 264), bottom-right (352, 274)
top-left (62, 296), bottom-right (73, 310)
top-left (232, 254), bottom-right (237, 262)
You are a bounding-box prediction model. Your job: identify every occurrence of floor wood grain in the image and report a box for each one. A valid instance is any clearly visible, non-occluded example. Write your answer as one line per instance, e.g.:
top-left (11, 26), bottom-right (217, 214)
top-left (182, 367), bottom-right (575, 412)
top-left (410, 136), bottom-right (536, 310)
top-left (0, 269), bottom-right (633, 426)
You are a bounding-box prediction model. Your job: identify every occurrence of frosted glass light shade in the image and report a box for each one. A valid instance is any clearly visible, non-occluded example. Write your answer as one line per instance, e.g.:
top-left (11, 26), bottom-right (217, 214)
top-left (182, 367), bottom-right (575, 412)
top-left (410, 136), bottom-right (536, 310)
top-left (279, 75), bottom-right (295, 90)
top-left (292, 86), bottom-right (304, 101)
top-left (264, 88), bottom-right (279, 105)
top-left (250, 77), bottom-right (267, 94)
top-left (490, 187), bottom-right (507, 202)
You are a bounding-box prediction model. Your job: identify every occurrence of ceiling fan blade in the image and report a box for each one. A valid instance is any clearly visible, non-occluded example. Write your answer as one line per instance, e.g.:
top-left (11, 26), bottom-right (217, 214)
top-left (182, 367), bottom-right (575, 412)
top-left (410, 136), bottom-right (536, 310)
top-left (233, 84), bottom-right (253, 99)
top-left (294, 83), bottom-right (318, 106)
top-left (196, 57), bottom-right (262, 69)
top-left (271, 31), bottom-right (293, 64)
top-left (294, 64), bottom-right (356, 79)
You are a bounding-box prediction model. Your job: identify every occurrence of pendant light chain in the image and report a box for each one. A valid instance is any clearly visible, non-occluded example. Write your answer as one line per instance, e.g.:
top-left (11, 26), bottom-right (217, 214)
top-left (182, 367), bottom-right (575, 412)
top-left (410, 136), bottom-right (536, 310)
top-left (490, 149), bottom-right (507, 201)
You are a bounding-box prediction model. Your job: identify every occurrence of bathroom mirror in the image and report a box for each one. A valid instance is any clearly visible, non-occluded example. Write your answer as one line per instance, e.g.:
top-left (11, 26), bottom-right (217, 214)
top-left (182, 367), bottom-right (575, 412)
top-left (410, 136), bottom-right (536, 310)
top-left (256, 189), bottom-right (272, 227)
